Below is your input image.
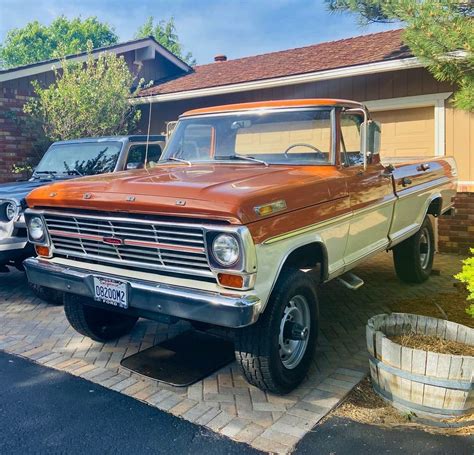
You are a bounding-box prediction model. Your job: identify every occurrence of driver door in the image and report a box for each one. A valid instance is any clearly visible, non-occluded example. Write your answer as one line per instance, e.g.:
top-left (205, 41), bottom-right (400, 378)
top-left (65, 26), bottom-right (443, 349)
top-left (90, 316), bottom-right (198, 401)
top-left (340, 113), bottom-right (395, 268)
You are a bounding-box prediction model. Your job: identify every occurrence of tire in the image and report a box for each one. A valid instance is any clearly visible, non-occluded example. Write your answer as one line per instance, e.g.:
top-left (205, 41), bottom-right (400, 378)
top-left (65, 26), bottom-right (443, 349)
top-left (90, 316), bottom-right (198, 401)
top-left (234, 268), bottom-right (318, 394)
top-left (29, 283), bottom-right (64, 305)
top-left (64, 294), bottom-right (138, 342)
top-left (393, 216), bottom-right (435, 284)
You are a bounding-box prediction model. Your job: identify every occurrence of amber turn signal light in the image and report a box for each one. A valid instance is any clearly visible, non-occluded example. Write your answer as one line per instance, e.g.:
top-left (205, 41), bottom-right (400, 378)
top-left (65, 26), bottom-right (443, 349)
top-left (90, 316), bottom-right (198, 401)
top-left (35, 245), bottom-right (50, 257)
top-left (217, 273), bottom-right (244, 289)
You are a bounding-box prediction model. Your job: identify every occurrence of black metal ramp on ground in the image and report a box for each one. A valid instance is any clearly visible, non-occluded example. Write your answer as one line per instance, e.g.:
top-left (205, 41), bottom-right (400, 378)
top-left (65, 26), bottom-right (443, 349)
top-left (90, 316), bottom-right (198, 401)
top-left (120, 330), bottom-right (235, 386)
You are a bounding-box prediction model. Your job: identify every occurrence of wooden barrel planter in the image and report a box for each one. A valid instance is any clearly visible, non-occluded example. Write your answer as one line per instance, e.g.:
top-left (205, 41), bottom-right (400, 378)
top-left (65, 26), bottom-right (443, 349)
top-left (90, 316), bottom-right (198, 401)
top-left (366, 313), bottom-right (473, 419)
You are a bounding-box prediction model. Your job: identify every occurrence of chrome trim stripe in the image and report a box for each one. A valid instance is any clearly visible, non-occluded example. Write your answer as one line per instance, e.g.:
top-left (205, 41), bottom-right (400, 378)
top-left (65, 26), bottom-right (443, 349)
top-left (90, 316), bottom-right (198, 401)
top-left (264, 178), bottom-right (452, 245)
top-left (395, 176), bottom-right (452, 199)
top-left (264, 212), bottom-right (352, 245)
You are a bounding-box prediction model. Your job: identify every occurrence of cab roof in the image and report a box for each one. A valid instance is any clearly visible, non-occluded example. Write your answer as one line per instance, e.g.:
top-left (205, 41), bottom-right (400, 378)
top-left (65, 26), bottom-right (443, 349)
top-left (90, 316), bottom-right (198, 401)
top-left (181, 99), bottom-right (364, 117)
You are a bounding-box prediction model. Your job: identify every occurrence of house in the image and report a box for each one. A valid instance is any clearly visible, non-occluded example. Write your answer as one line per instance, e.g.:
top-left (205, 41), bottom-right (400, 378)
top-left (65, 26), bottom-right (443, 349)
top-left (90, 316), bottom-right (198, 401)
top-left (0, 36), bottom-right (192, 181)
top-left (0, 30), bottom-right (472, 253)
top-left (132, 29), bottom-right (473, 254)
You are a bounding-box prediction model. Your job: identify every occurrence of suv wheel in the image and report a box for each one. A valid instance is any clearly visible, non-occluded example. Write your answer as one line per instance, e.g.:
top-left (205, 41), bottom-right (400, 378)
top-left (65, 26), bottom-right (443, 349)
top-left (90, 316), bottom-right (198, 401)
top-left (234, 268), bottom-right (318, 394)
top-left (393, 216), bottom-right (435, 283)
top-left (64, 294), bottom-right (138, 342)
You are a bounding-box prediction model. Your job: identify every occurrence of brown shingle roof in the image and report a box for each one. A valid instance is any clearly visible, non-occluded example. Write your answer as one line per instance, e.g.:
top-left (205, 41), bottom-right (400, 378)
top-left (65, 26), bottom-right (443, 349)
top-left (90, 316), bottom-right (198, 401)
top-left (138, 29), bottom-right (409, 97)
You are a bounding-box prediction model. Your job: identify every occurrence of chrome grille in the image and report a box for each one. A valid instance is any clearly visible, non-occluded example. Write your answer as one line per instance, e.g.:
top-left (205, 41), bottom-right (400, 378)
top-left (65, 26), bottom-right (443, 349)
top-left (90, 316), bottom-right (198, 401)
top-left (43, 213), bottom-right (212, 277)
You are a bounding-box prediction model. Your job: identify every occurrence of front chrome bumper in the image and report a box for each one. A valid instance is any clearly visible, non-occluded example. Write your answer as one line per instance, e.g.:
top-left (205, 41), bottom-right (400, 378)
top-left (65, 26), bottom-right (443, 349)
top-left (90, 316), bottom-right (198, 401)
top-left (24, 258), bottom-right (262, 328)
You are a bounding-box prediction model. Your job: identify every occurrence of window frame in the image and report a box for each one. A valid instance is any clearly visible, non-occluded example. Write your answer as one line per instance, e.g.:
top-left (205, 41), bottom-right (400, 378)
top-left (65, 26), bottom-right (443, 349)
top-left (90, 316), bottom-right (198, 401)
top-left (340, 111), bottom-right (364, 168)
top-left (162, 107), bottom-right (338, 166)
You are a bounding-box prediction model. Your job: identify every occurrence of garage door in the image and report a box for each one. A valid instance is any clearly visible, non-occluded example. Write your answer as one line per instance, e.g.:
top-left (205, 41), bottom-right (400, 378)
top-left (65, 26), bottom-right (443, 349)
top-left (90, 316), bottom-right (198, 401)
top-left (371, 106), bottom-right (435, 158)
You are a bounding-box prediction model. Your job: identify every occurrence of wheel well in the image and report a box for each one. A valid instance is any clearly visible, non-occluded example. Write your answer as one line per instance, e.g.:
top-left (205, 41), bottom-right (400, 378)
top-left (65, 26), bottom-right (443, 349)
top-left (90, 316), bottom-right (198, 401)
top-left (283, 242), bottom-right (327, 282)
top-left (427, 197), bottom-right (442, 217)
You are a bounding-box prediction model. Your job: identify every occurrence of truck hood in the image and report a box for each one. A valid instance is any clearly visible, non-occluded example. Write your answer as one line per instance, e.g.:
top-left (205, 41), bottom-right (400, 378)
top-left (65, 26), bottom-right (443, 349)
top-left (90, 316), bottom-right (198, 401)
top-left (0, 175), bottom-right (79, 204)
top-left (0, 178), bottom-right (56, 203)
top-left (26, 163), bottom-right (347, 224)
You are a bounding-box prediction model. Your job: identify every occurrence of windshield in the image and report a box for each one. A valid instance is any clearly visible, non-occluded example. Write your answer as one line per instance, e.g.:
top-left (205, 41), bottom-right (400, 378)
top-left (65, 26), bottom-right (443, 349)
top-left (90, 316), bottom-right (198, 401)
top-left (35, 142), bottom-right (122, 176)
top-left (162, 108), bottom-right (334, 165)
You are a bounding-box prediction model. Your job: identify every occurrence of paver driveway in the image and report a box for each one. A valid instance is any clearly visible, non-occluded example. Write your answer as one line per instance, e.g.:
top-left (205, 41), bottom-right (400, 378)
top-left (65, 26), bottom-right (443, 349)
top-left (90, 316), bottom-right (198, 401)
top-left (0, 252), bottom-right (463, 453)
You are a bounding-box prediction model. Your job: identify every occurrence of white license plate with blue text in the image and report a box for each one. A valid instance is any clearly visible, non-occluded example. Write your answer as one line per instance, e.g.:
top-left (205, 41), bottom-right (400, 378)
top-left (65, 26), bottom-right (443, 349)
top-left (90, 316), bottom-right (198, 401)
top-left (93, 277), bottom-right (128, 309)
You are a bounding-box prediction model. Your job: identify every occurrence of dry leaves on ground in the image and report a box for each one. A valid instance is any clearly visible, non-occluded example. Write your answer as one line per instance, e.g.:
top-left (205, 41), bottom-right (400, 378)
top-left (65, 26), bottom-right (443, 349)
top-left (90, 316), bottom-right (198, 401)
top-left (333, 378), bottom-right (474, 436)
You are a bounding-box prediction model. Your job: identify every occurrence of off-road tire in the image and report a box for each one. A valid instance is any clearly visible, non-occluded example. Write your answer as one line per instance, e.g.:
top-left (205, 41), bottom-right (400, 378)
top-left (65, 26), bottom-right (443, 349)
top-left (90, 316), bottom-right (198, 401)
top-left (29, 283), bottom-right (64, 305)
top-left (234, 268), bottom-right (318, 394)
top-left (64, 294), bottom-right (138, 342)
top-left (393, 216), bottom-right (435, 284)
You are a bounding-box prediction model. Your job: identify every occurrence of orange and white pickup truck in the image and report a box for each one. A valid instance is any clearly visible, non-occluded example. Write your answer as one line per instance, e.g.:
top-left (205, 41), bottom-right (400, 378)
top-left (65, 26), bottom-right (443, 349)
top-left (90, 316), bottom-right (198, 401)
top-left (23, 99), bottom-right (457, 393)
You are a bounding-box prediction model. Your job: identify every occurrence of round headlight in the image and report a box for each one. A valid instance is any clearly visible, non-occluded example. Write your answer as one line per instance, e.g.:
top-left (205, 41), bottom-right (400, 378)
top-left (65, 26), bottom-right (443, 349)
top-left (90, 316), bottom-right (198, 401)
top-left (29, 216), bottom-right (45, 241)
top-left (5, 202), bottom-right (17, 221)
top-left (212, 234), bottom-right (240, 266)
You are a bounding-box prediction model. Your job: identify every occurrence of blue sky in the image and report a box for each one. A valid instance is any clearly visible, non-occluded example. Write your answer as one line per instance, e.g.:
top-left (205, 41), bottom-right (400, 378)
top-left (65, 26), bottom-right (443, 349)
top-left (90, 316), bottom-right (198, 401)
top-left (0, 0), bottom-right (399, 64)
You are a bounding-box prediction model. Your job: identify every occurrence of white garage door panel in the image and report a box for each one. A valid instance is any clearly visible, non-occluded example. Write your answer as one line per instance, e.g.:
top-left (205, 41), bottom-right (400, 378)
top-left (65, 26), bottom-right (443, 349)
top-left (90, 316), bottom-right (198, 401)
top-left (372, 107), bottom-right (435, 157)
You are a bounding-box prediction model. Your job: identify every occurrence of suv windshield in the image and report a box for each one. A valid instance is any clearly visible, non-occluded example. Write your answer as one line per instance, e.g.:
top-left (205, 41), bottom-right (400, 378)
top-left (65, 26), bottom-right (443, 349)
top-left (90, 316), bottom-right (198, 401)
top-left (34, 142), bottom-right (122, 176)
top-left (162, 109), bottom-right (334, 165)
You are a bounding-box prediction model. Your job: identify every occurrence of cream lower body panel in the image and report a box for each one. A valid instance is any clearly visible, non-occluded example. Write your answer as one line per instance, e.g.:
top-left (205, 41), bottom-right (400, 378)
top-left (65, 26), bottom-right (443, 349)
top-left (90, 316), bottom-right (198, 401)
top-left (389, 178), bottom-right (457, 248)
top-left (343, 197), bottom-right (395, 269)
top-left (255, 213), bottom-right (352, 310)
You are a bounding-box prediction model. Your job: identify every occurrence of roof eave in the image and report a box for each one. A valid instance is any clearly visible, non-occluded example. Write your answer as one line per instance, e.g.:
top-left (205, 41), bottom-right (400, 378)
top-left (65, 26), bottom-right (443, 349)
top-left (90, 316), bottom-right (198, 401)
top-left (132, 56), bottom-right (422, 105)
top-left (0, 37), bottom-right (192, 83)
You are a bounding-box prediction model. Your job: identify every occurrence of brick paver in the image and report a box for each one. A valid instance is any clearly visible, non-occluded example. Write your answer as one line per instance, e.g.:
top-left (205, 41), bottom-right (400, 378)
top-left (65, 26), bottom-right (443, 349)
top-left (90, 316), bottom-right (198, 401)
top-left (0, 253), bottom-right (463, 453)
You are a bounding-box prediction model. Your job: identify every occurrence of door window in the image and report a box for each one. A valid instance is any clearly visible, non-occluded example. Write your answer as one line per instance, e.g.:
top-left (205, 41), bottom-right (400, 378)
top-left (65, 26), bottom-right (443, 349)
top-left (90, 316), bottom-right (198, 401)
top-left (126, 144), bottom-right (162, 169)
top-left (341, 114), bottom-right (363, 167)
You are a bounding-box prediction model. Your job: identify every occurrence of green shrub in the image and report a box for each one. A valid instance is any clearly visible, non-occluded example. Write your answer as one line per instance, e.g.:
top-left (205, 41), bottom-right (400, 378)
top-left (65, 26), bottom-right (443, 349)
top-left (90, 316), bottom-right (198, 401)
top-left (455, 248), bottom-right (474, 318)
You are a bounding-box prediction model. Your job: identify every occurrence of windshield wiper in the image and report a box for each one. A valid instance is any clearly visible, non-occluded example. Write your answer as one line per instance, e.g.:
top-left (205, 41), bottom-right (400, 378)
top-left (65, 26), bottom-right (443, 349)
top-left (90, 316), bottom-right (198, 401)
top-left (167, 156), bottom-right (192, 166)
top-left (63, 169), bottom-right (83, 176)
top-left (32, 171), bottom-right (58, 179)
top-left (230, 154), bottom-right (269, 167)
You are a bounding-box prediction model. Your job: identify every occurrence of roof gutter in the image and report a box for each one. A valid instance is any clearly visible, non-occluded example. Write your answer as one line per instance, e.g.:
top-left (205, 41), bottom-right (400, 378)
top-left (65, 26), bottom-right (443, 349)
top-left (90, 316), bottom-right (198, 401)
top-left (131, 57), bottom-right (422, 105)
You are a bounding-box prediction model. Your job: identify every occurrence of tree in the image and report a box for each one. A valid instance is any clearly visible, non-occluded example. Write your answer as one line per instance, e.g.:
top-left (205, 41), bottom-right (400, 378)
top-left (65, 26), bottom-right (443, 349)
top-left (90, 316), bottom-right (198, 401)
top-left (0, 16), bottom-right (118, 68)
top-left (24, 44), bottom-right (143, 141)
top-left (135, 17), bottom-right (196, 65)
top-left (325, 1), bottom-right (474, 111)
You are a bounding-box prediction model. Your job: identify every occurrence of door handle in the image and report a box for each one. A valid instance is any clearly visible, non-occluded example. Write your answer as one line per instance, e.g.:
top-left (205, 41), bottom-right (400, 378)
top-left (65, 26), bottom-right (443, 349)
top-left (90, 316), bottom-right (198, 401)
top-left (401, 177), bottom-right (412, 187)
top-left (417, 163), bottom-right (430, 172)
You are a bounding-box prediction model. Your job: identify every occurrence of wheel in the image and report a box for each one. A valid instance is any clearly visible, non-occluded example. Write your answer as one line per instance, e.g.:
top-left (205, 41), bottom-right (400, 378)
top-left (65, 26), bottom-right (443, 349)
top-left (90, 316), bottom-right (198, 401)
top-left (234, 268), bottom-right (318, 394)
top-left (29, 283), bottom-right (64, 305)
top-left (393, 216), bottom-right (435, 283)
top-left (64, 294), bottom-right (138, 342)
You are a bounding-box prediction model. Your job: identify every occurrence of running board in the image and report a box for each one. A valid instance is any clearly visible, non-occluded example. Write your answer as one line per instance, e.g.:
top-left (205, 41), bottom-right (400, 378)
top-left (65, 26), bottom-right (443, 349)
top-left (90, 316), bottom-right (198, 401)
top-left (337, 272), bottom-right (364, 290)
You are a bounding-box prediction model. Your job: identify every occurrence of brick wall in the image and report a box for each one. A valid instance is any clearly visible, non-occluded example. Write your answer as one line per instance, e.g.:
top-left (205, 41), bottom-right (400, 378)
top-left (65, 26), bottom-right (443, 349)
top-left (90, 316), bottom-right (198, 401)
top-left (438, 192), bottom-right (474, 254)
top-left (0, 87), bottom-right (38, 182)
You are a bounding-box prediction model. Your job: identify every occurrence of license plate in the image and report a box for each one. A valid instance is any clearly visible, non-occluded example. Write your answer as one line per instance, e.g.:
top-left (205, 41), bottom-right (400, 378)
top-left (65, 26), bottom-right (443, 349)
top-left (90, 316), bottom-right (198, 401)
top-left (93, 277), bottom-right (128, 309)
